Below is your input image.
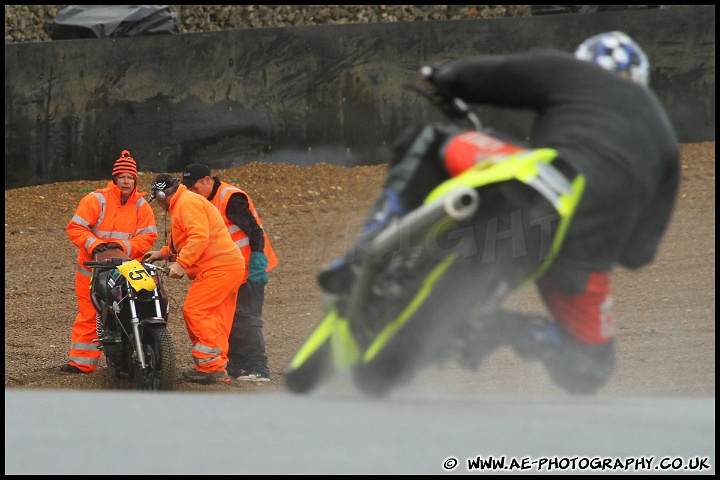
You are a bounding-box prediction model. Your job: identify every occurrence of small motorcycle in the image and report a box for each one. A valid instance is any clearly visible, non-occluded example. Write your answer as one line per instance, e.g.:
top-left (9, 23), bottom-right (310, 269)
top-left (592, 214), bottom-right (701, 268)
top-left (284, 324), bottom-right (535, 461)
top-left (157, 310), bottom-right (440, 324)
top-left (284, 70), bottom-right (586, 397)
top-left (84, 250), bottom-right (176, 390)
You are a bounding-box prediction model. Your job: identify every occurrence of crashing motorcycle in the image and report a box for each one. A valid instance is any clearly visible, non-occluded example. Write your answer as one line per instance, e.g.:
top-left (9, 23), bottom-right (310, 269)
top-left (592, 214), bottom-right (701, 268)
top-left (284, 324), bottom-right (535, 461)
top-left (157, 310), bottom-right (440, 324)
top-left (84, 249), bottom-right (176, 390)
top-left (283, 66), bottom-right (587, 397)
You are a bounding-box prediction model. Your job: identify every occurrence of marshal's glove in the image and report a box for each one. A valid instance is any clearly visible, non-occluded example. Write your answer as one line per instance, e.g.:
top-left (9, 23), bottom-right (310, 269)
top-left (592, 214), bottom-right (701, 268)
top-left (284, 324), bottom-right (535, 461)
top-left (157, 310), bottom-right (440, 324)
top-left (92, 241), bottom-right (123, 256)
top-left (247, 251), bottom-right (269, 289)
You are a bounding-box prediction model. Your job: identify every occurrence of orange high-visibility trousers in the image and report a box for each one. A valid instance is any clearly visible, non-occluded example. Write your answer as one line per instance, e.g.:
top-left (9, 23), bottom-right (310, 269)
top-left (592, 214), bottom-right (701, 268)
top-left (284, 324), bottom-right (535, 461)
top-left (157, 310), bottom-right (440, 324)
top-left (182, 269), bottom-right (244, 373)
top-left (68, 270), bottom-right (102, 373)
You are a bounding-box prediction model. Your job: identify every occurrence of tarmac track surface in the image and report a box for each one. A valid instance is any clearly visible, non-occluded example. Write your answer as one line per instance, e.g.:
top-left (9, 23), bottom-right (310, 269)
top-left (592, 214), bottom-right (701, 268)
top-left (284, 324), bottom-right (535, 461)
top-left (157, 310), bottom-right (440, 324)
top-left (4, 388), bottom-right (714, 475)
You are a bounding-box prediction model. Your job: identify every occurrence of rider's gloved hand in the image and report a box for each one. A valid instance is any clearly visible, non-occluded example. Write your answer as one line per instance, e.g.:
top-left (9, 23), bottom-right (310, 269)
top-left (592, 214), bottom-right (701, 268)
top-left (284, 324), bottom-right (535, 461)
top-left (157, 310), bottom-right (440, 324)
top-left (420, 63), bottom-right (449, 105)
top-left (247, 251), bottom-right (269, 289)
top-left (420, 63), bottom-right (470, 118)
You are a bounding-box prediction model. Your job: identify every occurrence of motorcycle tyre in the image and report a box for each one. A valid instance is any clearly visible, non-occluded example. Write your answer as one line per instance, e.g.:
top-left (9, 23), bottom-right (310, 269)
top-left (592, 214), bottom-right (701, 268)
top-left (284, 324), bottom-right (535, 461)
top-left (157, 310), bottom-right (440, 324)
top-left (283, 338), bottom-right (333, 395)
top-left (350, 259), bottom-right (493, 398)
top-left (352, 321), bottom-right (433, 398)
top-left (352, 361), bottom-right (407, 398)
top-left (133, 324), bottom-right (176, 391)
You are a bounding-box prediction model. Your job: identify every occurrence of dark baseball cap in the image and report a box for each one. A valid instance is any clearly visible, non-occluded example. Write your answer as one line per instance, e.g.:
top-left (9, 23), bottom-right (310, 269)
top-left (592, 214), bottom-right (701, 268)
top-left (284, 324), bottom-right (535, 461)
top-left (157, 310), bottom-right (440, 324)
top-left (181, 163), bottom-right (212, 187)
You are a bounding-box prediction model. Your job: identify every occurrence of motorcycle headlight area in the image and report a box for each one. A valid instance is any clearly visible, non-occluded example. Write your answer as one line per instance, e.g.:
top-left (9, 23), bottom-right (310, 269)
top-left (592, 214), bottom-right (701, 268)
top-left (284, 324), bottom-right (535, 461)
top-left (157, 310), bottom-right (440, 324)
top-left (135, 289), bottom-right (155, 301)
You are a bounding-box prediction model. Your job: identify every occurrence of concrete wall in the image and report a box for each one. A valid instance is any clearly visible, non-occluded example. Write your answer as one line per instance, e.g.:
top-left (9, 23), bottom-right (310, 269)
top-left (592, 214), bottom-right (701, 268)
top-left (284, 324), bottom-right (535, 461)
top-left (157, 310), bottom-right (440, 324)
top-left (4, 6), bottom-right (715, 189)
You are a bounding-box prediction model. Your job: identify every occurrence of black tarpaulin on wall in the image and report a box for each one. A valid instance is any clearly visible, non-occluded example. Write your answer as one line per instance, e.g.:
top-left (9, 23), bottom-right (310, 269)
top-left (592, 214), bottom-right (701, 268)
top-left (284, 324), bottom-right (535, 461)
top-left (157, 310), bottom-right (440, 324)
top-left (5, 6), bottom-right (713, 189)
top-left (51, 5), bottom-right (179, 40)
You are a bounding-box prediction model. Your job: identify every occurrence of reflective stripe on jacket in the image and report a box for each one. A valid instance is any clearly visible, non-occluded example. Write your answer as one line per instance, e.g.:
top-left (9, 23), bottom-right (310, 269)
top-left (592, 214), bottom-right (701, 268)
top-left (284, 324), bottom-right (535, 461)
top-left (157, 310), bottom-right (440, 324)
top-left (212, 180), bottom-right (278, 272)
top-left (67, 181), bottom-right (158, 273)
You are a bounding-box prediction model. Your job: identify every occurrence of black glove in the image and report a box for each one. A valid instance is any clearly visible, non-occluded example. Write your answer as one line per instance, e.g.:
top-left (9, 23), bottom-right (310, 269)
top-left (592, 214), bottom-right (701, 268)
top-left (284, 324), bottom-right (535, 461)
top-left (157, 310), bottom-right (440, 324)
top-left (92, 242), bottom-right (123, 256)
top-left (421, 63), bottom-right (450, 100)
top-left (420, 63), bottom-right (480, 127)
top-left (91, 244), bottom-right (108, 255)
top-left (105, 242), bottom-right (123, 251)
top-left (420, 64), bottom-right (469, 116)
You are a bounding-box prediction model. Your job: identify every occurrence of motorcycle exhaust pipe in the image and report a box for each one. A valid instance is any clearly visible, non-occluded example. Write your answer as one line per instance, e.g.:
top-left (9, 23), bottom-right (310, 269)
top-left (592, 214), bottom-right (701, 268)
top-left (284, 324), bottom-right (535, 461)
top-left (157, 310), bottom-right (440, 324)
top-left (346, 187), bottom-right (479, 326)
top-left (443, 185), bottom-right (481, 221)
top-left (369, 186), bottom-right (479, 257)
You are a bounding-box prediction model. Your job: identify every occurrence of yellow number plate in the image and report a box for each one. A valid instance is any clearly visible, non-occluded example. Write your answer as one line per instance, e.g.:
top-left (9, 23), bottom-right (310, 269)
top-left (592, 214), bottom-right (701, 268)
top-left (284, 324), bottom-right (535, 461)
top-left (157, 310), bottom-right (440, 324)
top-left (116, 259), bottom-right (156, 292)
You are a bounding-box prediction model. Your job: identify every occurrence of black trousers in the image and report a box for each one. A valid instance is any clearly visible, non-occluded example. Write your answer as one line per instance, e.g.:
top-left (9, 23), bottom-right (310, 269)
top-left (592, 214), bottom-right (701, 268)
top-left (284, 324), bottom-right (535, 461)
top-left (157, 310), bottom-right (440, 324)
top-left (226, 282), bottom-right (270, 377)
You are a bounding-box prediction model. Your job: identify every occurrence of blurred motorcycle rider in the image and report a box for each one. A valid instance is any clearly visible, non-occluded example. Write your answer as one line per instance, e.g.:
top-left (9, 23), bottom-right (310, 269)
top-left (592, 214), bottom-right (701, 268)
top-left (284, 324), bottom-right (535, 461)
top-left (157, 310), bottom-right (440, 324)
top-left (62, 150), bottom-right (159, 374)
top-left (319, 32), bottom-right (680, 394)
top-left (143, 174), bottom-right (246, 384)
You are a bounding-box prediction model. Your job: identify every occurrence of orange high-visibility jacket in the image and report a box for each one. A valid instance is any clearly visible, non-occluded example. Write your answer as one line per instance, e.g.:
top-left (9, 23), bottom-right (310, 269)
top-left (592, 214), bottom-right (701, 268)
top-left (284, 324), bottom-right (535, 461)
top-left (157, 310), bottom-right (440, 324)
top-left (160, 184), bottom-right (245, 280)
top-left (67, 181), bottom-right (158, 275)
top-left (211, 180), bottom-right (278, 272)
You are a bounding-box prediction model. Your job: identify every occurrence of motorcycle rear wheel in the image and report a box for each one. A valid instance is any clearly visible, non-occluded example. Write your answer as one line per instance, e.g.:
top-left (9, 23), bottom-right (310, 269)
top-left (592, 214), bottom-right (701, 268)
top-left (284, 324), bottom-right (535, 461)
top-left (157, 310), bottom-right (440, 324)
top-left (133, 324), bottom-right (176, 391)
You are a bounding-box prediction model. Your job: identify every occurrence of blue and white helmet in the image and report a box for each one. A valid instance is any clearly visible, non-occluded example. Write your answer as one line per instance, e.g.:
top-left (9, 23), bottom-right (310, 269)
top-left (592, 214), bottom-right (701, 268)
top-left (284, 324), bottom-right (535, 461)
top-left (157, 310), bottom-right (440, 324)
top-left (574, 31), bottom-right (649, 86)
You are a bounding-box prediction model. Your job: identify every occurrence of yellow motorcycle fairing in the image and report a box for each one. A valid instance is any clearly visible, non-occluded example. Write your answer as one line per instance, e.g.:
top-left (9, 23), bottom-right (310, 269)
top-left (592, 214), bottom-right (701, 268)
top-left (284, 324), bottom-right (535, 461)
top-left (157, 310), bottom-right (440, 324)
top-left (288, 308), bottom-right (361, 373)
top-left (426, 148), bottom-right (585, 281)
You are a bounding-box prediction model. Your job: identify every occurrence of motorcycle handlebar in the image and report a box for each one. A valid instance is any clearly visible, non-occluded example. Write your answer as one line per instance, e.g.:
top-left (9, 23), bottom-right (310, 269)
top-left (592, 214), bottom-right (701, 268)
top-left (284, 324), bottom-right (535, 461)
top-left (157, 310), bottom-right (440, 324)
top-left (408, 66), bottom-right (483, 130)
top-left (83, 258), bottom-right (169, 274)
top-left (151, 264), bottom-right (170, 274)
top-left (83, 258), bottom-right (126, 269)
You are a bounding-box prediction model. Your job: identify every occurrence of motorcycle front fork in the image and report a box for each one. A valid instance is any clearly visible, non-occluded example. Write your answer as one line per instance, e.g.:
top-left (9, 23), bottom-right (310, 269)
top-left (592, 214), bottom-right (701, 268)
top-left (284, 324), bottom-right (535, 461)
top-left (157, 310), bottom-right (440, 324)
top-left (127, 297), bottom-right (147, 370)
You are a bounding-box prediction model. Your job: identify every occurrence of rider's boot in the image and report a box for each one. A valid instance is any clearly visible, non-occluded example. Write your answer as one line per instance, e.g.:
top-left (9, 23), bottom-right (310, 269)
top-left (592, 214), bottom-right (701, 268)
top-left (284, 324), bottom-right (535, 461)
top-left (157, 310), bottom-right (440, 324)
top-left (478, 310), bottom-right (616, 394)
top-left (502, 312), bottom-right (563, 361)
top-left (540, 335), bottom-right (616, 394)
top-left (458, 310), bottom-right (562, 370)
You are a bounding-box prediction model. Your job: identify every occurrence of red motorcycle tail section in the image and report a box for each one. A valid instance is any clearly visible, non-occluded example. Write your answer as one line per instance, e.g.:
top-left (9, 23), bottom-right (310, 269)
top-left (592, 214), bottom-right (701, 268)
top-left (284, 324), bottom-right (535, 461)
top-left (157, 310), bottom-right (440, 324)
top-left (443, 131), bottom-right (524, 177)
